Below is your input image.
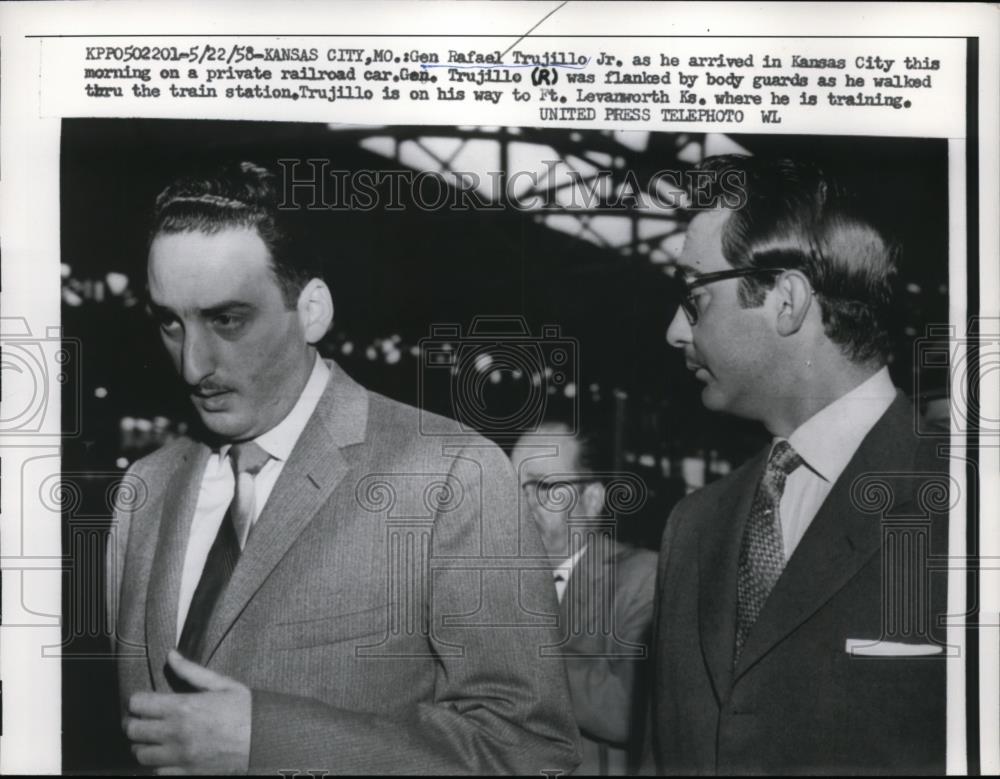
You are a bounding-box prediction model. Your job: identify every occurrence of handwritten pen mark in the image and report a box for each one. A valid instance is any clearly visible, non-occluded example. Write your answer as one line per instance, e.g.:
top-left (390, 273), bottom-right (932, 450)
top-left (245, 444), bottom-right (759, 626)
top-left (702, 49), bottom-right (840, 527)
top-left (420, 61), bottom-right (589, 71)
top-left (498, 1), bottom-right (570, 61)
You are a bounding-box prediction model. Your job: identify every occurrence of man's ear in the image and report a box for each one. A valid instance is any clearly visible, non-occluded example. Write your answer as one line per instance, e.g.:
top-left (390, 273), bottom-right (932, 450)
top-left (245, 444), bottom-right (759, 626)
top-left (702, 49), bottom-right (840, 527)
top-left (581, 481), bottom-right (607, 518)
top-left (773, 270), bottom-right (814, 337)
top-left (297, 278), bottom-right (334, 344)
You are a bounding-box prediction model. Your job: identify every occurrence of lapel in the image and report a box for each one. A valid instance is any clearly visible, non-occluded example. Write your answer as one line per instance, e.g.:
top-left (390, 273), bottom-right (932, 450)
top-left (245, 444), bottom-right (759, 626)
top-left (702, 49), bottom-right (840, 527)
top-left (198, 361), bottom-right (370, 664)
top-left (697, 451), bottom-right (766, 703)
top-left (145, 442), bottom-right (211, 690)
top-left (733, 393), bottom-right (918, 679)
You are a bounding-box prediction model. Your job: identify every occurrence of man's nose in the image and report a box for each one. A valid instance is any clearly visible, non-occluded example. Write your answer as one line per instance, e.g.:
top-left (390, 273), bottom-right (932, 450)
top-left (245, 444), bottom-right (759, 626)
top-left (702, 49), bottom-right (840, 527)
top-left (180, 329), bottom-right (214, 386)
top-left (666, 306), bottom-right (693, 349)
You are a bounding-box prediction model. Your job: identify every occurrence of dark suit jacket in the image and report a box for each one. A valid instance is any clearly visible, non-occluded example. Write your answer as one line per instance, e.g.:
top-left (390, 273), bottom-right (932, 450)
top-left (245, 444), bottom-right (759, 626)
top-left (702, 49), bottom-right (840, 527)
top-left (108, 361), bottom-right (581, 774)
top-left (559, 539), bottom-right (657, 774)
top-left (648, 394), bottom-right (951, 775)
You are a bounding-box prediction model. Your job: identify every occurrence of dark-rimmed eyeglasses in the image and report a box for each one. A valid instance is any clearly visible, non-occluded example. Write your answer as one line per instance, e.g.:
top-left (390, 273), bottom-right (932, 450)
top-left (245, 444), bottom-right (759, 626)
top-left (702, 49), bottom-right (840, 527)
top-left (673, 267), bottom-right (789, 325)
top-left (521, 477), bottom-right (597, 503)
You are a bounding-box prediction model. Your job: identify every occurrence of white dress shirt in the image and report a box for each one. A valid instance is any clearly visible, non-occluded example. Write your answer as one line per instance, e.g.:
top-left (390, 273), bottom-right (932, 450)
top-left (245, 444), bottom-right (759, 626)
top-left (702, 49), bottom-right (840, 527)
top-left (775, 367), bottom-right (897, 559)
top-left (176, 355), bottom-right (331, 639)
top-left (553, 545), bottom-right (589, 604)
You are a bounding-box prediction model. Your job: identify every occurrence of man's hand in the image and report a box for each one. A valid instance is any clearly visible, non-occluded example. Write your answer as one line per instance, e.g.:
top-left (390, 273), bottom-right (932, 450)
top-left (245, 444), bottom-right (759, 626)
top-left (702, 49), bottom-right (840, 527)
top-left (124, 650), bottom-right (252, 774)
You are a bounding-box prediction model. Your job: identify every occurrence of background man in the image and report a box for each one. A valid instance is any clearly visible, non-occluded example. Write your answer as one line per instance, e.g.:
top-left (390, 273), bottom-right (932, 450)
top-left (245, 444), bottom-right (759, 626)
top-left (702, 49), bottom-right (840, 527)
top-left (107, 161), bottom-right (580, 774)
top-left (512, 417), bottom-right (657, 775)
top-left (647, 155), bottom-right (951, 774)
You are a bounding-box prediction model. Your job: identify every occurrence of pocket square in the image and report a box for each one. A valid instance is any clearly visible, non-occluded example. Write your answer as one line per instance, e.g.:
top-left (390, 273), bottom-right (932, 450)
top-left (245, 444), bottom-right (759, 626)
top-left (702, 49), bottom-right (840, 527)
top-left (845, 638), bottom-right (943, 656)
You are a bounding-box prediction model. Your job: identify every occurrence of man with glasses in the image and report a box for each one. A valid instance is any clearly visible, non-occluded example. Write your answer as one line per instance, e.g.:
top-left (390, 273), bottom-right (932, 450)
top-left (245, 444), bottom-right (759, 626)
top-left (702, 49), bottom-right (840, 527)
top-left (512, 417), bottom-right (657, 775)
top-left (646, 155), bottom-right (950, 774)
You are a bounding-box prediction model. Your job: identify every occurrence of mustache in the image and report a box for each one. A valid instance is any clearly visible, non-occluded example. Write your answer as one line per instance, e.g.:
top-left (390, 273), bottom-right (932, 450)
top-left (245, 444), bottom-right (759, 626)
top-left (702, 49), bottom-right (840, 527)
top-left (190, 382), bottom-right (232, 397)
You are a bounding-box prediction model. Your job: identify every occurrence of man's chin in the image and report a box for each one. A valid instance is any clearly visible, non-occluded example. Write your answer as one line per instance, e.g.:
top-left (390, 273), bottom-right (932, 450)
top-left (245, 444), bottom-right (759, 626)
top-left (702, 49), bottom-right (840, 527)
top-left (192, 406), bottom-right (250, 441)
top-left (700, 383), bottom-right (729, 413)
top-left (700, 385), bottom-right (760, 422)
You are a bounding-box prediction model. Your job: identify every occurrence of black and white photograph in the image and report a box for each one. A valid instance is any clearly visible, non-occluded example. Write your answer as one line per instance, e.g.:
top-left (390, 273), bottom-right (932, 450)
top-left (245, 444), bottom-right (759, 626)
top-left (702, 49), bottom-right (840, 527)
top-left (1, 2), bottom-right (997, 776)
top-left (55, 119), bottom-right (956, 774)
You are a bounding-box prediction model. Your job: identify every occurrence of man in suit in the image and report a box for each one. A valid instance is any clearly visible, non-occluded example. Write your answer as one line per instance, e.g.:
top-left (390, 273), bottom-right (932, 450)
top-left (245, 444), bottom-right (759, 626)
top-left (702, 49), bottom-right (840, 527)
top-left (107, 162), bottom-right (581, 774)
top-left (647, 155), bottom-right (951, 774)
top-left (512, 419), bottom-right (657, 775)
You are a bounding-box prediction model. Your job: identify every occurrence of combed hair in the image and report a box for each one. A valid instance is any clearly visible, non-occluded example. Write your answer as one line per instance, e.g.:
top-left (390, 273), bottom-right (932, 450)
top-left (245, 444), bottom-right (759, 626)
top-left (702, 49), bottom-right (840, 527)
top-left (149, 161), bottom-right (322, 308)
top-left (691, 155), bottom-right (898, 365)
top-left (538, 404), bottom-right (616, 476)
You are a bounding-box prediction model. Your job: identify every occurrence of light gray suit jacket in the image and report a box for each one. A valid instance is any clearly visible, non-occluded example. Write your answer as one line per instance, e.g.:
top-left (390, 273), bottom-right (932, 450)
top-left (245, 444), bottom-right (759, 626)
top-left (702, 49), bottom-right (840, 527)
top-left (108, 360), bottom-right (581, 774)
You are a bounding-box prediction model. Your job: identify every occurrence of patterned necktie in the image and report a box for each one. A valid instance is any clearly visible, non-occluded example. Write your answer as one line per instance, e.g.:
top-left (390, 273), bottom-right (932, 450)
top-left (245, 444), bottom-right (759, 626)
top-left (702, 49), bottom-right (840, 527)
top-left (734, 440), bottom-right (803, 665)
top-left (177, 441), bottom-right (271, 662)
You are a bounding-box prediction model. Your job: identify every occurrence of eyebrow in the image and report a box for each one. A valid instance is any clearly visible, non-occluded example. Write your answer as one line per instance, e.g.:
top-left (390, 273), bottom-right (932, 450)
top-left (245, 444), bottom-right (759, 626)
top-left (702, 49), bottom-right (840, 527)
top-left (201, 301), bottom-right (255, 317)
top-left (146, 300), bottom-right (255, 317)
top-left (145, 300), bottom-right (171, 318)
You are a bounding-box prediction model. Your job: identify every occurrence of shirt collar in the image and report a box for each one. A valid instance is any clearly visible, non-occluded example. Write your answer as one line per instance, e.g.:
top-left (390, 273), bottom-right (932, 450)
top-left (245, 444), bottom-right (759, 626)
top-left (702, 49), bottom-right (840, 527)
top-left (555, 544), bottom-right (589, 576)
top-left (220, 353), bottom-right (330, 463)
top-left (783, 366), bottom-right (897, 483)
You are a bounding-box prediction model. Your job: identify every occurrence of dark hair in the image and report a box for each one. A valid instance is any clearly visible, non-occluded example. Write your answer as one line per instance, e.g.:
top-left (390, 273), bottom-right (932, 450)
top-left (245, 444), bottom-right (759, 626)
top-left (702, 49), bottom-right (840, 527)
top-left (689, 154), bottom-right (898, 365)
top-left (149, 161), bottom-right (322, 308)
top-left (538, 405), bottom-right (616, 476)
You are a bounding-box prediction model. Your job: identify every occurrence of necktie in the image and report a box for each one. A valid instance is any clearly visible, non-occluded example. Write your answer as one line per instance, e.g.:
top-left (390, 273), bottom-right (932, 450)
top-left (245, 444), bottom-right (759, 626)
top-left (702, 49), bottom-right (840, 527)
top-left (177, 441), bottom-right (271, 662)
top-left (734, 439), bottom-right (803, 665)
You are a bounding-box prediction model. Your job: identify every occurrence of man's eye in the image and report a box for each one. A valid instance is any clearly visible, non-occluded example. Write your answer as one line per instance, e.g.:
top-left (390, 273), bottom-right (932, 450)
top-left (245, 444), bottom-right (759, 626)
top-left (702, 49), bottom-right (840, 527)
top-left (212, 314), bottom-right (244, 330)
top-left (158, 316), bottom-right (181, 334)
top-left (537, 481), bottom-right (572, 500)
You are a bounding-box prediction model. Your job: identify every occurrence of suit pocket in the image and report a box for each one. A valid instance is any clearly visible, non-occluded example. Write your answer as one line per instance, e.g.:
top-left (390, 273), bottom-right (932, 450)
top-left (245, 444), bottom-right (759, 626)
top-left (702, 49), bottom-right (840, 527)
top-left (269, 603), bottom-right (389, 649)
top-left (844, 638), bottom-right (945, 657)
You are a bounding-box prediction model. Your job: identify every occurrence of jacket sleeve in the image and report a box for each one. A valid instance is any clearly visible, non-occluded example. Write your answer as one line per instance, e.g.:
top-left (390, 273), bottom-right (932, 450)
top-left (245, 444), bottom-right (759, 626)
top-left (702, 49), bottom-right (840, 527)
top-left (638, 504), bottom-right (685, 775)
top-left (248, 443), bottom-right (581, 775)
top-left (562, 549), bottom-right (658, 745)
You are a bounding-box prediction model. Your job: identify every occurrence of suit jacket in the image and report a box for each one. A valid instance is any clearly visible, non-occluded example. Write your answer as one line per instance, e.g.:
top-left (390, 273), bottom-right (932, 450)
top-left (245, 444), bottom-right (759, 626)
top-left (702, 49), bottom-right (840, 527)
top-left (647, 394), bottom-right (950, 775)
top-left (108, 361), bottom-right (581, 774)
top-left (559, 539), bottom-right (657, 775)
